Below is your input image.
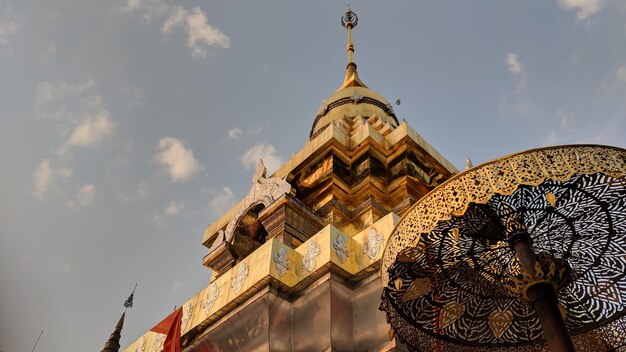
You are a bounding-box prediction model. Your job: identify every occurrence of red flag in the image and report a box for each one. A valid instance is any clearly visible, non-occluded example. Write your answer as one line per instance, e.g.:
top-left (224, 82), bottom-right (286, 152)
top-left (150, 307), bottom-right (183, 352)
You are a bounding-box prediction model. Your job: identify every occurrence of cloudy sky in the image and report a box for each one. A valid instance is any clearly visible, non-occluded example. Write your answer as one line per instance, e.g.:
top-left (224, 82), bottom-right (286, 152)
top-left (1, 1), bottom-right (626, 351)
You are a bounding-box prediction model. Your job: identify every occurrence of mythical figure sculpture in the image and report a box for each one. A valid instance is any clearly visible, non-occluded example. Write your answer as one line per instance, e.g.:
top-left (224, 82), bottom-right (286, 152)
top-left (207, 158), bottom-right (291, 254)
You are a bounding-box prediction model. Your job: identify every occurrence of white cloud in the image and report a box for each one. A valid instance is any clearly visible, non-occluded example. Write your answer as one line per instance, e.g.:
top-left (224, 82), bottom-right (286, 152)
top-left (0, 17), bottom-right (17, 46)
top-left (63, 111), bottom-right (115, 149)
top-left (0, 4), bottom-right (18, 48)
top-left (162, 5), bottom-right (186, 32)
top-left (117, 0), bottom-right (229, 58)
top-left (228, 127), bottom-right (243, 139)
top-left (505, 52), bottom-right (527, 93)
top-left (209, 187), bottom-right (235, 217)
top-left (155, 137), bottom-right (200, 182)
top-left (77, 184), bottom-right (96, 206)
top-left (36, 80), bottom-right (94, 104)
top-left (506, 53), bottom-right (523, 75)
top-left (241, 143), bottom-right (283, 174)
top-left (117, 0), bottom-right (142, 13)
top-left (32, 159), bottom-right (72, 200)
top-left (557, 0), bottom-right (606, 20)
top-left (165, 200), bottom-right (185, 215)
top-left (185, 7), bottom-right (230, 58)
top-left (152, 199), bottom-right (185, 226)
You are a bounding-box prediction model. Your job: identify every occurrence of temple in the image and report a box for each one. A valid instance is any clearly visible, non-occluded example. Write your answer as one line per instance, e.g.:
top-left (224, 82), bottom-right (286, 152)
top-left (122, 8), bottom-right (459, 352)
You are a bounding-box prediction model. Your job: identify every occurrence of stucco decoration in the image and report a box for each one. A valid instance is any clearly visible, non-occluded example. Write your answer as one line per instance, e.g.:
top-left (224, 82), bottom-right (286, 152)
top-left (232, 263), bottom-right (249, 295)
top-left (180, 302), bottom-right (192, 333)
top-left (134, 336), bottom-right (146, 352)
top-left (208, 158), bottom-right (291, 253)
top-left (363, 227), bottom-right (384, 260)
top-left (202, 284), bottom-right (219, 315)
top-left (273, 247), bottom-right (290, 277)
top-left (302, 240), bottom-right (321, 272)
top-left (152, 334), bottom-right (165, 352)
top-left (333, 235), bottom-right (350, 263)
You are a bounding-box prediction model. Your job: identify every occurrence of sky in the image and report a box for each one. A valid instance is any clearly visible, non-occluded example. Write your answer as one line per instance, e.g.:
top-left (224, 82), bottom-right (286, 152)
top-left (1, 0), bottom-right (625, 351)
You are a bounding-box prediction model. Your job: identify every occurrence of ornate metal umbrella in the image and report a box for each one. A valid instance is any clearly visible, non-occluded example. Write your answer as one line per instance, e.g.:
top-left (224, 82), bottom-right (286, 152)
top-left (380, 145), bottom-right (626, 351)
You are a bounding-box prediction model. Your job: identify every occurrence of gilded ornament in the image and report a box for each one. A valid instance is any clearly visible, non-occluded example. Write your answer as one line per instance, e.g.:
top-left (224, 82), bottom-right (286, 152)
top-left (546, 192), bottom-right (557, 207)
top-left (394, 278), bottom-right (403, 291)
top-left (401, 278), bottom-right (432, 302)
top-left (488, 310), bottom-right (513, 338)
top-left (440, 302), bottom-right (465, 329)
top-left (397, 242), bottom-right (425, 263)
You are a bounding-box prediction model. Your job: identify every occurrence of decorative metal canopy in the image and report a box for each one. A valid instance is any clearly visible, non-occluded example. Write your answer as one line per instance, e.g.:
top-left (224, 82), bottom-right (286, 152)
top-left (380, 145), bottom-right (626, 351)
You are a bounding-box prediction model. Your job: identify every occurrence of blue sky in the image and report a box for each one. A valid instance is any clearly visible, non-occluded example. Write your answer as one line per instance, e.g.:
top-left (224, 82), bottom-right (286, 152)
top-left (1, 1), bottom-right (625, 351)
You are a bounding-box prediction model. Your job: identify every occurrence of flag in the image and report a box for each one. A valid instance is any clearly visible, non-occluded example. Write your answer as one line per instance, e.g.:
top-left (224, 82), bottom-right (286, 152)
top-left (150, 307), bottom-right (183, 352)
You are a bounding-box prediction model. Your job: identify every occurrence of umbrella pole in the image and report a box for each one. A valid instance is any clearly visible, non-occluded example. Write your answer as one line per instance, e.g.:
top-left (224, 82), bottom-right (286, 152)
top-left (513, 238), bottom-right (575, 352)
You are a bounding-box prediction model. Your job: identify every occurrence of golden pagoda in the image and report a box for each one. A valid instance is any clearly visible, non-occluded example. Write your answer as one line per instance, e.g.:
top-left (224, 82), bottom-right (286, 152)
top-left (124, 8), bottom-right (458, 352)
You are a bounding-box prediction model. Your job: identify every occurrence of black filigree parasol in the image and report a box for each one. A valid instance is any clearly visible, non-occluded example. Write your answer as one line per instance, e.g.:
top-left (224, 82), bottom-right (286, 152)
top-left (380, 145), bottom-right (626, 351)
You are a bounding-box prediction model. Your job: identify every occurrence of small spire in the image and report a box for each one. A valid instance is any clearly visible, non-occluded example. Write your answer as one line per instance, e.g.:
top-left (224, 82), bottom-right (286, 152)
top-left (101, 313), bottom-right (125, 352)
top-left (465, 158), bottom-right (474, 170)
top-left (338, 7), bottom-right (367, 90)
top-left (101, 285), bottom-right (136, 352)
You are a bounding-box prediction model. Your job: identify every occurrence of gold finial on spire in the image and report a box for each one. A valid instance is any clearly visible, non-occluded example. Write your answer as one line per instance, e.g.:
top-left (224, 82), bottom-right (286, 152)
top-left (338, 7), bottom-right (367, 90)
top-left (341, 7), bottom-right (358, 65)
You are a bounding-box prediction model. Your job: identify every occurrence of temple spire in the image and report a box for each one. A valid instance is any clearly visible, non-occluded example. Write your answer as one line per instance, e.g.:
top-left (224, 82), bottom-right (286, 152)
top-left (338, 7), bottom-right (367, 90)
top-left (101, 285), bottom-right (136, 352)
top-left (101, 313), bottom-right (125, 352)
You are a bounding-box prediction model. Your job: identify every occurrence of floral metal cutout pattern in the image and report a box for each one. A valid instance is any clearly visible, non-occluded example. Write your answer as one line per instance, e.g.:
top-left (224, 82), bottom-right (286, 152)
top-left (363, 227), bottom-right (384, 260)
top-left (202, 284), bottom-right (219, 315)
top-left (333, 235), bottom-right (350, 263)
top-left (273, 247), bottom-right (290, 277)
top-left (232, 262), bottom-right (249, 295)
top-left (380, 145), bottom-right (626, 351)
top-left (302, 240), bottom-right (321, 272)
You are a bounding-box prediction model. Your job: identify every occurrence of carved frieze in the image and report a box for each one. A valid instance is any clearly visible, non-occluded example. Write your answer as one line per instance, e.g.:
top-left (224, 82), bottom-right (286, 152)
top-left (363, 227), bottom-right (384, 260)
top-left (273, 247), bottom-right (290, 277)
top-left (302, 240), bottom-right (321, 272)
top-left (202, 284), bottom-right (219, 315)
top-left (232, 263), bottom-right (249, 295)
top-left (332, 235), bottom-right (350, 263)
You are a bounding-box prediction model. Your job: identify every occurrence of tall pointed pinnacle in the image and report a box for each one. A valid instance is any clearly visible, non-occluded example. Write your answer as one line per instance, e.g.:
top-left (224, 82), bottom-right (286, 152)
top-left (101, 312), bottom-right (125, 352)
top-left (101, 285), bottom-right (136, 352)
top-left (338, 7), bottom-right (368, 91)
